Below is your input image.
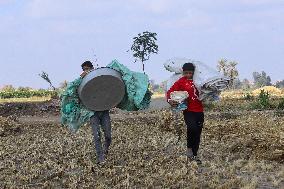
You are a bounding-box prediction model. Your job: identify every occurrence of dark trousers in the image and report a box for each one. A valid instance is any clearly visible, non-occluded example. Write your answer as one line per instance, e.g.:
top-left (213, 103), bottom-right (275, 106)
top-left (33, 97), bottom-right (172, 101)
top-left (90, 111), bottom-right (112, 159)
top-left (183, 111), bottom-right (204, 156)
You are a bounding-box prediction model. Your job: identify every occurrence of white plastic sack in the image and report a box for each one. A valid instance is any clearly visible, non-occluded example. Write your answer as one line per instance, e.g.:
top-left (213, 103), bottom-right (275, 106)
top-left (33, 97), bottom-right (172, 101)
top-left (169, 91), bottom-right (189, 111)
top-left (166, 74), bottom-right (183, 91)
top-left (170, 91), bottom-right (189, 103)
top-left (164, 57), bottom-right (230, 101)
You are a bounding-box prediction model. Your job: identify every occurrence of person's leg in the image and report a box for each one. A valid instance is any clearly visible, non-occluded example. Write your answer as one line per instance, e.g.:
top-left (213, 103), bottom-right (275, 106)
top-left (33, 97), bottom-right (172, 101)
top-left (90, 114), bottom-right (104, 163)
top-left (184, 111), bottom-right (204, 165)
top-left (101, 110), bottom-right (112, 155)
top-left (183, 111), bottom-right (195, 157)
top-left (191, 112), bottom-right (204, 156)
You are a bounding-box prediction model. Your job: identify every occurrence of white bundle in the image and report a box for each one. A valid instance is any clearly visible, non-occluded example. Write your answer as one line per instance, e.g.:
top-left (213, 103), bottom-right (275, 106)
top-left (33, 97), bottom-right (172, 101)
top-left (164, 57), bottom-right (230, 101)
top-left (170, 91), bottom-right (189, 103)
top-left (170, 91), bottom-right (189, 111)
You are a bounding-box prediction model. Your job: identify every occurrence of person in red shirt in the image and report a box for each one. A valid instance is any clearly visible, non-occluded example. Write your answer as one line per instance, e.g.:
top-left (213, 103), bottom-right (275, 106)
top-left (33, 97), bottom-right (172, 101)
top-left (167, 63), bottom-right (204, 164)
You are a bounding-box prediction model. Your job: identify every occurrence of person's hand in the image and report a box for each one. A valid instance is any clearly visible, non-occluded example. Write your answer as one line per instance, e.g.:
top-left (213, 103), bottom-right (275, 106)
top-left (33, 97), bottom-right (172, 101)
top-left (168, 99), bottom-right (179, 107)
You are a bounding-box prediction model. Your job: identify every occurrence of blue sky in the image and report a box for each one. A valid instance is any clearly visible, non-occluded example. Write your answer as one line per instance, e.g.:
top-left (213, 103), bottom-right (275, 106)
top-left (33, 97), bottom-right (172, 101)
top-left (0, 0), bottom-right (283, 89)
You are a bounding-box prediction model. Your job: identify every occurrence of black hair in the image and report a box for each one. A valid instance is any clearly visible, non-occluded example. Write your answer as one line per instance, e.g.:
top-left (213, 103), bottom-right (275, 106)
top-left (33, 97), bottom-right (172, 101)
top-left (182, 63), bottom-right (195, 71)
top-left (81, 61), bottom-right (94, 68)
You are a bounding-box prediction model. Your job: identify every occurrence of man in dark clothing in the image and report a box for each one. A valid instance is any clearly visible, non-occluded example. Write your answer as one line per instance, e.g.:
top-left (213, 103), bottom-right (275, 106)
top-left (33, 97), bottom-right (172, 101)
top-left (166, 63), bottom-right (204, 164)
top-left (80, 61), bottom-right (112, 164)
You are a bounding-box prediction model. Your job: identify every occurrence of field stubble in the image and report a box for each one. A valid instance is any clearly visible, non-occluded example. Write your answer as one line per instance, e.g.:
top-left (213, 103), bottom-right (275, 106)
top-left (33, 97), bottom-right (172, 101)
top-left (0, 99), bottom-right (284, 188)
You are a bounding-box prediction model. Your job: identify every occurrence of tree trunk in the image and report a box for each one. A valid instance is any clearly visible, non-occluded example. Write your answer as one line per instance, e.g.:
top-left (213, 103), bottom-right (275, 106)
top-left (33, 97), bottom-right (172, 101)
top-left (142, 44), bottom-right (146, 74)
top-left (49, 83), bottom-right (56, 91)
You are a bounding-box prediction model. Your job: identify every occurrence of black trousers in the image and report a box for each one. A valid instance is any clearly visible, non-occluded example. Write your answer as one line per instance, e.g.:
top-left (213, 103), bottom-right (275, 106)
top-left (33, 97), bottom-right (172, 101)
top-left (183, 111), bottom-right (204, 156)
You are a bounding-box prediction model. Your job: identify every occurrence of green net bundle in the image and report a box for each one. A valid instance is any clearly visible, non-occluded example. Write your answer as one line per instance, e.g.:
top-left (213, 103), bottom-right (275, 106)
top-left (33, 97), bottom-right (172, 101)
top-left (60, 60), bottom-right (152, 132)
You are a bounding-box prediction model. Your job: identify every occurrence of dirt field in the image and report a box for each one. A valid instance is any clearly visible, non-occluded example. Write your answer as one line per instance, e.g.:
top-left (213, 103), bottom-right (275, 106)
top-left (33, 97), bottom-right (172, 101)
top-left (0, 98), bottom-right (283, 188)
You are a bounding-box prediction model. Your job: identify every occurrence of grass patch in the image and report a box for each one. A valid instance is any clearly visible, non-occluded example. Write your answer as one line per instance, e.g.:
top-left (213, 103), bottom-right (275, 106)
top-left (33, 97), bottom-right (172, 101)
top-left (0, 96), bottom-right (51, 103)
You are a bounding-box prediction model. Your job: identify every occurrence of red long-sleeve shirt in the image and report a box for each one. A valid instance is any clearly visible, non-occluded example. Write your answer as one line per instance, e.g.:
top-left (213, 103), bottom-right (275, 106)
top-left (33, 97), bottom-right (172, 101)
top-left (166, 77), bottom-right (203, 112)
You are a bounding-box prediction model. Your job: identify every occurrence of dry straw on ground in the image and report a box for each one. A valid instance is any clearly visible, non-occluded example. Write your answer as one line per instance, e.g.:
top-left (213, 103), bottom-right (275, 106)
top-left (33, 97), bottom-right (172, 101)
top-left (1, 105), bottom-right (283, 188)
top-left (221, 86), bottom-right (284, 99)
top-left (252, 86), bottom-right (282, 96)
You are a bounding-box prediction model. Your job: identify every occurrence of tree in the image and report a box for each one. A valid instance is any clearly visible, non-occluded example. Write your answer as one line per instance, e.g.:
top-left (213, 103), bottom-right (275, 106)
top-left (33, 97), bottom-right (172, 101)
top-left (267, 76), bottom-right (272, 86)
top-left (18, 86), bottom-right (32, 91)
top-left (242, 78), bottom-right (251, 89)
top-left (160, 81), bottom-right (167, 92)
top-left (131, 31), bottom-right (158, 73)
top-left (217, 58), bottom-right (239, 88)
top-left (253, 71), bottom-right (272, 88)
top-left (253, 72), bottom-right (261, 86)
top-left (217, 58), bottom-right (227, 75)
top-left (232, 78), bottom-right (242, 89)
top-left (39, 71), bottom-right (56, 90)
top-left (59, 80), bottom-right (68, 89)
top-left (148, 80), bottom-right (161, 92)
top-left (276, 80), bottom-right (284, 88)
top-left (152, 84), bottom-right (160, 91)
top-left (1, 85), bottom-right (15, 92)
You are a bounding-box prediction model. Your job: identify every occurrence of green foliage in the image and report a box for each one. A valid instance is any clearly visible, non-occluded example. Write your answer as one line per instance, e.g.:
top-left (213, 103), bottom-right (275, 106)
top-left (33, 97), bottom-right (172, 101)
top-left (253, 71), bottom-right (272, 88)
top-left (277, 98), bottom-right (284, 110)
top-left (241, 79), bottom-right (251, 89)
top-left (232, 78), bottom-right (242, 89)
top-left (217, 59), bottom-right (239, 78)
top-left (39, 71), bottom-right (56, 90)
top-left (276, 80), bottom-right (284, 88)
top-left (258, 90), bottom-right (270, 107)
top-left (243, 92), bottom-right (254, 101)
top-left (1, 85), bottom-right (15, 92)
top-left (250, 89), bottom-right (271, 109)
top-left (131, 31), bottom-right (158, 73)
top-left (203, 101), bottom-right (216, 111)
top-left (217, 58), bottom-right (239, 89)
top-left (0, 89), bottom-right (58, 99)
top-left (148, 80), bottom-right (164, 93)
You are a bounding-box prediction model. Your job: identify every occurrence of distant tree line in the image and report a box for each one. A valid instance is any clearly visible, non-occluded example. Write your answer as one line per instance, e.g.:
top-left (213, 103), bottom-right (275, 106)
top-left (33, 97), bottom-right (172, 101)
top-left (0, 81), bottom-right (69, 99)
top-left (232, 71), bottom-right (284, 90)
top-left (217, 58), bottom-right (284, 90)
top-left (0, 86), bottom-right (57, 99)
